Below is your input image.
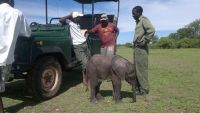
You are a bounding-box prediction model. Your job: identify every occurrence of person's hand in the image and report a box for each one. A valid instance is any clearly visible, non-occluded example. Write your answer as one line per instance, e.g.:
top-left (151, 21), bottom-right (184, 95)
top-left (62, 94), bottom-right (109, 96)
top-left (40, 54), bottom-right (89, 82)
top-left (135, 39), bottom-right (148, 48)
top-left (87, 29), bottom-right (92, 33)
top-left (138, 40), bottom-right (146, 47)
top-left (59, 16), bottom-right (68, 24)
top-left (84, 30), bottom-right (89, 38)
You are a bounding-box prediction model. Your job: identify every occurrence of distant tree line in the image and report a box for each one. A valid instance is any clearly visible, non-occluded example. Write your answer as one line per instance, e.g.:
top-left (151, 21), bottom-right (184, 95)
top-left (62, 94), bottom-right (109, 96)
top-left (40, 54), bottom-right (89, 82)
top-left (119, 19), bottom-right (200, 49)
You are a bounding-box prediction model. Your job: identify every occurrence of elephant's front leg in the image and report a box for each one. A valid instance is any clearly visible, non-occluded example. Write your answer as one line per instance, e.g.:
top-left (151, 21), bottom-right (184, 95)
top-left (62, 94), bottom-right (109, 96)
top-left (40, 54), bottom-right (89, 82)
top-left (112, 76), bottom-right (122, 103)
top-left (96, 81), bottom-right (104, 100)
top-left (90, 80), bottom-right (98, 103)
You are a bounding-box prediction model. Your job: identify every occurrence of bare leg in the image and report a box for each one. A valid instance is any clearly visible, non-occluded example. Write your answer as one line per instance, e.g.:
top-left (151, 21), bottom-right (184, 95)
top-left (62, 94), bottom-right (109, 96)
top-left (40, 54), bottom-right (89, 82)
top-left (82, 69), bottom-right (88, 91)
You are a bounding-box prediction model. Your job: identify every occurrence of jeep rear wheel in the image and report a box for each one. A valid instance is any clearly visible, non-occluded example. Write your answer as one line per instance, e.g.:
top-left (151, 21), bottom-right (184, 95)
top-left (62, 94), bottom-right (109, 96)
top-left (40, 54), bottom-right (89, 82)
top-left (27, 56), bottom-right (62, 100)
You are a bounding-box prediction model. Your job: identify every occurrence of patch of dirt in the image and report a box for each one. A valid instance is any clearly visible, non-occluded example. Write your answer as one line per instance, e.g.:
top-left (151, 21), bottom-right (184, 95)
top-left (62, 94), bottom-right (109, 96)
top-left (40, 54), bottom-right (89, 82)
top-left (132, 109), bottom-right (140, 113)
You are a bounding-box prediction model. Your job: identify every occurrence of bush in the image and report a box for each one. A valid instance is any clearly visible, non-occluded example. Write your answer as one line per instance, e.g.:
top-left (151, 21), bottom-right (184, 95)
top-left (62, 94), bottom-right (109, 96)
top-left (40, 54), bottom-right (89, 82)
top-left (176, 38), bottom-right (192, 48)
top-left (124, 42), bottom-right (133, 48)
top-left (156, 38), bottom-right (176, 49)
top-left (191, 37), bottom-right (200, 48)
top-left (149, 43), bottom-right (158, 49)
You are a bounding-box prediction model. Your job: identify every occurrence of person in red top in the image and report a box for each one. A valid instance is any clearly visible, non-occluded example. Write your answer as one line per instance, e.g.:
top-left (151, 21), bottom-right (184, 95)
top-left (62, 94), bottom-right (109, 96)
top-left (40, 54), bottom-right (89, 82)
top-left (91, 14), bottom-right (119, 55)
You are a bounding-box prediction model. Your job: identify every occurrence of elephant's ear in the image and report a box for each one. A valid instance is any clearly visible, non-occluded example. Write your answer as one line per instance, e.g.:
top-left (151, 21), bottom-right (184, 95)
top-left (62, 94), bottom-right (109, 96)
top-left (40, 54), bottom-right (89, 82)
top-left (111, 57), bottom-right (129, 80)
top-left (126, 63), bottom-right (135, 78)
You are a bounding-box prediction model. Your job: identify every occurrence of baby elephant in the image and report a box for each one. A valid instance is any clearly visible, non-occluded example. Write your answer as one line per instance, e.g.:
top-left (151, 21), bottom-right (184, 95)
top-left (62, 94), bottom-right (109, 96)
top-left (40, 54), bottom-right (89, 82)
top-left (84, 55), bottom-right (136, 103)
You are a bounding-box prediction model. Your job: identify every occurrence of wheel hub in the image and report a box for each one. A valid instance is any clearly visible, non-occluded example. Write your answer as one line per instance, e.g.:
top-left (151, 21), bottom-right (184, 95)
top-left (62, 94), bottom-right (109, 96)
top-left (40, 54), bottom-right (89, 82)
top-left (41, 66), bottom-right (58, 92)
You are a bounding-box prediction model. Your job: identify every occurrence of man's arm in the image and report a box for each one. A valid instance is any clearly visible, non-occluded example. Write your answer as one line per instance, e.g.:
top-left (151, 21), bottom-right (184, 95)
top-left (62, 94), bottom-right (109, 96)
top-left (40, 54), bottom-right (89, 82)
top-left (142, 18), bottom-right (155, 43)
top-left (59, 15), bottom-right (71, 24)
top-left (92, 24), bottom-right (101, 33)
top-left (86, 25), bottom-right (98, 34)
top-left (135, 18), bottom-right (155, 47)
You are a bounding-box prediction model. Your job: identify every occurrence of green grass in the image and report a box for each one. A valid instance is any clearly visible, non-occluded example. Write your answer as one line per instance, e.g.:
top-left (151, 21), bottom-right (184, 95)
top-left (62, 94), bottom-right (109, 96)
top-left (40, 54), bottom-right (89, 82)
top-left (3, 47), bottom-right (200, 113)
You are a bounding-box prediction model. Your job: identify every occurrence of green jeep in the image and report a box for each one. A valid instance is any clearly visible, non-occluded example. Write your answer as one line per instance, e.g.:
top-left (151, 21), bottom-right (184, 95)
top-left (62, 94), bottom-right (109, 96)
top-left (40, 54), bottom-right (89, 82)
top-left (9, 0), bottom-right (119, 100)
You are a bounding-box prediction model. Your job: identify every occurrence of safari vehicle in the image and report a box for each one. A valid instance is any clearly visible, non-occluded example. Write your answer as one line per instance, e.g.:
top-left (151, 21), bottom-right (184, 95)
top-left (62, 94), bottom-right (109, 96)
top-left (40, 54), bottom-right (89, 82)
top-left (9, 0), bottom-right (120, 100)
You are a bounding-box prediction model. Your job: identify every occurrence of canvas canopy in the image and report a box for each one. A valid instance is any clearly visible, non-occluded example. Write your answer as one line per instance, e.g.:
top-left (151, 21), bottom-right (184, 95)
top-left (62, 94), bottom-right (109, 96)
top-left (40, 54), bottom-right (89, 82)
top-left (74, 0), bottom-right (119, 4)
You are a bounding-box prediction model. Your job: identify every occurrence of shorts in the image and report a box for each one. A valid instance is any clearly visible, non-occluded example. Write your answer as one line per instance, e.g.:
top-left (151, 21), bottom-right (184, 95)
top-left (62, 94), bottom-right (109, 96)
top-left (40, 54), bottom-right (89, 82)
top-left (101, 45), bottom-right (115, 56)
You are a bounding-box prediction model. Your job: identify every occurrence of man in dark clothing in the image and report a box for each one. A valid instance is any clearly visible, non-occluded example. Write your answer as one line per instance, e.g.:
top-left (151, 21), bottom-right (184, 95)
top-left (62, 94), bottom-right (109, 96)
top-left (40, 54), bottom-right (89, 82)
top-left (132, 6), bottom-right (155, 95)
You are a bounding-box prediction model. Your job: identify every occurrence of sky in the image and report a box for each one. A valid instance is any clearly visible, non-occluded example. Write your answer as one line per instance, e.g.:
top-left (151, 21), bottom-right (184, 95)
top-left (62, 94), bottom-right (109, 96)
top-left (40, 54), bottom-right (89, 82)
top-left (15, 0), bottom-right (200, 44)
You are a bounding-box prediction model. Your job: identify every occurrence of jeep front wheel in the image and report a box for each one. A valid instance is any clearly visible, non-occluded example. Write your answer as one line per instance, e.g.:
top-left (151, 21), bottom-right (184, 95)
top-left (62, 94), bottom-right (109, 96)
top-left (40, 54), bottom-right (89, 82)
top-left (27, 56), bottom-right (62, 100)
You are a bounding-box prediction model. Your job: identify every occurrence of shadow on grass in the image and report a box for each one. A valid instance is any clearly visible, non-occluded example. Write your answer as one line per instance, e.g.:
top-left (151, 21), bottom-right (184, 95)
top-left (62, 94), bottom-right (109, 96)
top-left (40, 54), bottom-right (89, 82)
top-left (3, 69), bottom-right (82, 113)
top-left (100, 90), bottom-right (133, 99)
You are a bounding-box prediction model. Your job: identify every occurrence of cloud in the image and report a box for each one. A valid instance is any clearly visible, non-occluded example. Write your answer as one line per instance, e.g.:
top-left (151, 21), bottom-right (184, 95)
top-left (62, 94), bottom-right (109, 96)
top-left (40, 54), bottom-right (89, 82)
top-left (15, 0), bottom-right (82, 23)
top-left (15, 0), bottom-right (200, 32)
top-left (116, 0), bottom-right (200, 32)
top-left (99, 0), bottom-right (200, 43)
top-left (145, 0), bottom-right (199, 30)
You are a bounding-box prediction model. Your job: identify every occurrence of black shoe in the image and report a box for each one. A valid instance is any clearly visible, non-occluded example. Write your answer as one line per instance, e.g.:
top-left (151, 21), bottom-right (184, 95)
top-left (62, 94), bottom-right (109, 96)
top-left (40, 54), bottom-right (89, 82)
top-left (134, 87), bottom-right (141, 95)
top-left (135, 87), bottom-right (140, 91)
top-left (140, 91), bottom-right (148, 96)
top-left (139, 89), bottom-right (149, 96)
top-left (136, 90), bottom-right (141, 95)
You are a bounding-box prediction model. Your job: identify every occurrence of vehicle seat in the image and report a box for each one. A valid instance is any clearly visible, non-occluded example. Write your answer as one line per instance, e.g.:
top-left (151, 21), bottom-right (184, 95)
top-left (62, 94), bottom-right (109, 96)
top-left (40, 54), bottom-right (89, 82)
top-left (78, 14), bottom-right (93, 29)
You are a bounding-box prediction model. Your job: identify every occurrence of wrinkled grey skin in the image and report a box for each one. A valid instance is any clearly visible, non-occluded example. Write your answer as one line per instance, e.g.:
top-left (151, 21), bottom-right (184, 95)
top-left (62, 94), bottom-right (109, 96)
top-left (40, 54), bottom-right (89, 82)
top-left (84, 55), bottom-right (136, 103)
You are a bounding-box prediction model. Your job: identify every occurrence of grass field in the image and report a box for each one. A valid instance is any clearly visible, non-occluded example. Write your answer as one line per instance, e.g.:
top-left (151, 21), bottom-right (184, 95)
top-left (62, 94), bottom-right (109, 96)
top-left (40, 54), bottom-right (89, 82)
top-left (2, 47), bottom-right (200, 113)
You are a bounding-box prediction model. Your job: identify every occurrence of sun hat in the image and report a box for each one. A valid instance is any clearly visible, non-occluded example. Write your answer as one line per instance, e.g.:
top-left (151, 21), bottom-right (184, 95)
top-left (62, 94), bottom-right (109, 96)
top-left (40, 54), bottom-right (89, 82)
top-left (100, 14), bottom-right (108, 21)
top-left (72, 12), bottom-right (83, 18)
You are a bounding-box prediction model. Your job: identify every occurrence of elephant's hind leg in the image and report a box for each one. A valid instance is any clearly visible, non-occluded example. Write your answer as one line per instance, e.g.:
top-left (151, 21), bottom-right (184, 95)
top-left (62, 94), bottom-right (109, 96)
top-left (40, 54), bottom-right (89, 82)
top-left (111, 75), bottom-right (122, 103)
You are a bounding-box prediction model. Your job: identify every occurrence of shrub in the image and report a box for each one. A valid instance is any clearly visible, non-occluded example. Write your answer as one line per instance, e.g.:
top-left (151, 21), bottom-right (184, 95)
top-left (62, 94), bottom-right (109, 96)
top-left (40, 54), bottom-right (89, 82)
top-left (191, 37), bottom-right (200, 48)
top-left (156, 38), bottom-right (176, 49)
top-left (176, 38), bottom-right (192, 48)
top-left (124, 42), bottom-right (133, 48)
